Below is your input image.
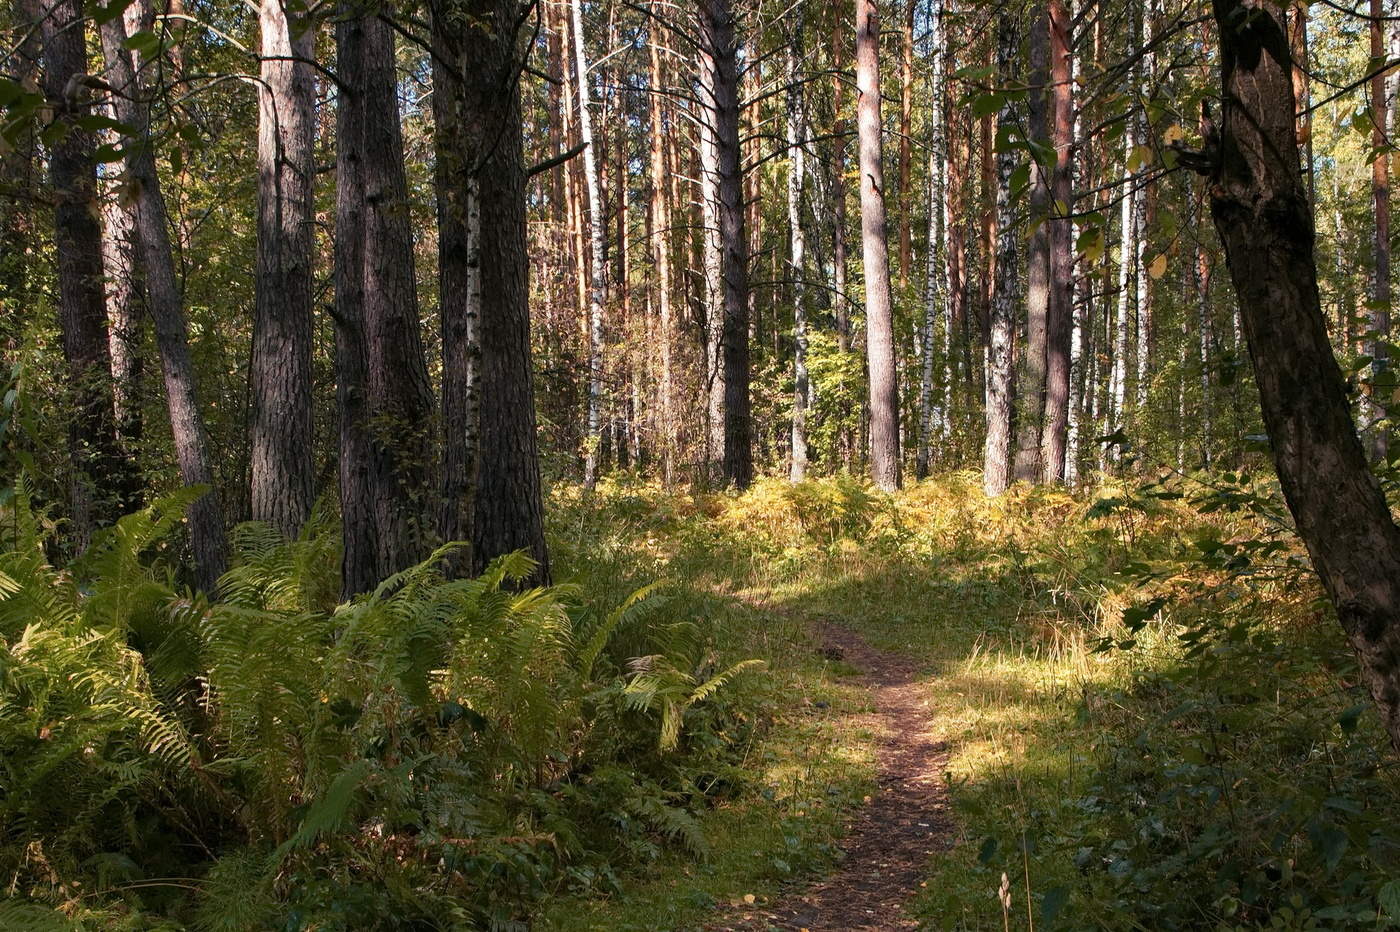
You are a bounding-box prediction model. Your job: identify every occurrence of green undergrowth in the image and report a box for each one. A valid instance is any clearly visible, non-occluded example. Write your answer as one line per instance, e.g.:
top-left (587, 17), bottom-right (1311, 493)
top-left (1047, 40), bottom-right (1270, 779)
top-left (559, 472), bottom-right (1400, 929)
top-left (6, 472), bottom-right (1400, 929)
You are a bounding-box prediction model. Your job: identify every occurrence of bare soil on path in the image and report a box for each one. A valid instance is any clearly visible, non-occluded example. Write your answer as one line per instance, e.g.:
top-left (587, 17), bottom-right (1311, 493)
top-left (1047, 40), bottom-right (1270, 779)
top-left (711, 622), bottom-right (953, 931)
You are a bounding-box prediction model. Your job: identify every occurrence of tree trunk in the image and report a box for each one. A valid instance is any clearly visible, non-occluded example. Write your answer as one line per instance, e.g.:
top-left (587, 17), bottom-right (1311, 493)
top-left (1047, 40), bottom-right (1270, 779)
top-left (1203, 0), bottom-right (1400, 752)
top-left (465, 0), bottom-right (551, 583)
top-left (333, 8), bottom-right (377, 597)
top-left (856, 0), bottom-right (901, 492)
top-left (430, 1), bottom-right (482, 569)
top-left (572, 0), bottom-right (608, 491)
top-left (917, 0), bottom-right (947, 480)
top-left (250, 0), bottom-right (316, 539)
top-left (698, 34), bottom-right (727, 482)
top-left (896, 0), bottom-right (914, 290)
top-left (100, 10), bottom-right (227, 590)
top-left (984, 15), bottom-right (1018, 497)
top-left (39, 0), bottom-right (124, 550)
top-left (647, 14), bottom-right (676, 485)
top-left (1041, 0), bottom-right (1074, 482)
top-left (101, 173), bottom-right (145, 503)
top-left (1366, 0), bottom-right (1391, 460)
top-left (1014, 10), bottom-right (1051, 483)
top-left (1133, 2), bottom-right (1154, 411)
top-left (787, 37), bottom-right (810, 483)
top-left (832, 7), bottom-right (851, 358)
top-left (700, 0), bottom-right (752, 488)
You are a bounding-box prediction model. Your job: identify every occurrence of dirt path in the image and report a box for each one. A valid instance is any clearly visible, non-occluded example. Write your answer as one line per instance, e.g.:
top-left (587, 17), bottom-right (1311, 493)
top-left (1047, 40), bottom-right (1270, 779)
top-left (712, 623), bottom-right (953, 931)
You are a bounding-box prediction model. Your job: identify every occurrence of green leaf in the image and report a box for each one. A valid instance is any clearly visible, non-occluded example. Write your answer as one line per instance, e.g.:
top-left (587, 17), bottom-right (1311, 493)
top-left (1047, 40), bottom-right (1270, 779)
top-left (972, 92), bottom-right (1005, 119)
top-left (123, 29), bottom-right (162, 61)
top-left (1378, 879), bottom-right (1400, 920)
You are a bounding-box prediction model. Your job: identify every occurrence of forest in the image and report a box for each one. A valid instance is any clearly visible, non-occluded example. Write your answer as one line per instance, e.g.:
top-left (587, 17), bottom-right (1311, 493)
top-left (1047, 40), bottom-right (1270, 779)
top-left (5, 0), bottom-right (1400, 926)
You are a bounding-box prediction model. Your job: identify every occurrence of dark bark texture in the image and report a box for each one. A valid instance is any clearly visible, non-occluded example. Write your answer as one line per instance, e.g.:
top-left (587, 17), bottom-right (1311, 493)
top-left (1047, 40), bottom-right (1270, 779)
top-left (455, 0), bottom-right (551, 583)
top-left (39, 0), bottom-right (125, 548)
top-left (1205, 0), bottom-right (1400, 750)
top-left (101, 10), bottom-right (227, 590)
top-left (700, 0), bottom-right (752, 488)
top-left (250, 0), bottom-right (316, 539)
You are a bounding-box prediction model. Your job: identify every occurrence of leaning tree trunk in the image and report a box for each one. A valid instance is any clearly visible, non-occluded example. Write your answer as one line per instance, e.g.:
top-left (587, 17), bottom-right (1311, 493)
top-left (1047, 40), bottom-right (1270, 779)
top-left (249, 0), bottom-right (316, 539)
top-left (855, 0), bottom-right (901, 492)
top-left (1200, 0), bottom-right (1400, 751)
top-left (100, 10), bottom-right (227, 591)
top-left (1014, 10), bottom-right (1051, 483)
top-left (572, 0), bottom-right (608, 491)
top-left (38, 0), bottom-right (124, 550)
top-left (984, 14), bottom-right (1018, 497)
top-left (700, 0), bottom-right (752, 488)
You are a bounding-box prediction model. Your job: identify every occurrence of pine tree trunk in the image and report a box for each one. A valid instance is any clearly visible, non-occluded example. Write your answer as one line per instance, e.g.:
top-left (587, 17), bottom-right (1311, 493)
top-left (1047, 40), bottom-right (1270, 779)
top-left (362, 15), bottom-right (435, 579)
top-left (39, 0), bottom-right (124, 550)
top-left (984, 15), bottom-right (1019, 497)
top-left (647, 17), bottom-right (676, 485)
top-left (832, 8), bottom-right (851, 359)
top-left (572, 0), bottom-right (608, 490)
top-left (1014, 11), bottom-right (1051, 483)
top-left (917, 0), bottom-right (947, 480)
top-left (1132, 2), bottom-right (1154, 411)
top-left (100, 10), bottom-right (227, 590)
top-left (100, 174), bottom-right (145, 503)
top-left (1041, 0), bottom-right (1074, 482)
top-left (698, 38), bottom-right (727, 482)
top-left (1366, 0), bottom-right (1391, 460)
top-left (1204, 0), bottom-right (1400, 752)
top-left (896, 0), bottom-right (914, 290)
top-left (787, 38), bottom-right (810, 483)
top-left (250, 0), bottom-right (316, 539)
top-left (856, 0), bottom-right (901, 492)
top-left (430, 1), bottom-right (482, 567)
top-left (700, 0), bottom-right (752, 488)
top-left (465, 0), bottom-right (551, 583)
top-left (333, 8), bottom-right (377, 597)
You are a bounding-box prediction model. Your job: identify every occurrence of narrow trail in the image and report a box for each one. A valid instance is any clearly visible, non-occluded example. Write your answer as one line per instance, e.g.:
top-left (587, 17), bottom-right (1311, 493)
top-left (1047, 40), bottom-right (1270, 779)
top-left (712, 622), bottom-right (954, 931)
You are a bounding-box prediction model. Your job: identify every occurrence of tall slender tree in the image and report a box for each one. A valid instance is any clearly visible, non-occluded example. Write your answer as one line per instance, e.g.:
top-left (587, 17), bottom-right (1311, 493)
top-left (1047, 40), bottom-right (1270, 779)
top-left (1365, 0), bottom-right (1391, 459)
top-left (787, 35), bottom-right (811, 482)
top-left (1014, 11), bottom-right (1051, 482)
top-left (985, 14), bottom-right (1019, 496)
top-left (1041, 0), bottom-right (1074, 481)
top-left (100, 4), bottom-right (227, 590)
top-left (573, 0), bottom-right (608, 490)
top-left (855, 0), bottom-right (901, 492)
top-left (249, 0), bottom-right (316, 539)
top-left (37, 0), bottom-right (123, 549)
top-left (699, 0), bottom-right (752, 488)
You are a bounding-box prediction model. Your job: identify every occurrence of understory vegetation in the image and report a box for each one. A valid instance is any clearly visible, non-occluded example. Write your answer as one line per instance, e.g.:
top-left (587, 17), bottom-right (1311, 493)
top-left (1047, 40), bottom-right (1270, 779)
top-left (4, 473), bottom-right (1399, 929)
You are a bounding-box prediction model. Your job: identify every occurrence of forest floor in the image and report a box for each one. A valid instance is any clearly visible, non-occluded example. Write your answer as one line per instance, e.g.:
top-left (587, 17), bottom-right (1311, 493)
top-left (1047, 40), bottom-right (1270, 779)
top-left (712, 620), bottom-right (953, 931)
top-left (541, 475), bottom-right (1397, 931)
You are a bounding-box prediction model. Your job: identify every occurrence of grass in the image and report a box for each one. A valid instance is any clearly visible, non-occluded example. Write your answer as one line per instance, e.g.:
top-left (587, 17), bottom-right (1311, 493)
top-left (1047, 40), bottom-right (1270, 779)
top-left (550, 472), bottom-right (1400, 930)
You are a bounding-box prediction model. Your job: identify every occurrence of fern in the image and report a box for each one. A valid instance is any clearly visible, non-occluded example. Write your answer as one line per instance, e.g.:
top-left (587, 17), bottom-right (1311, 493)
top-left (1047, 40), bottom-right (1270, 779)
top-left (624, 656), bottom-right (766, 751)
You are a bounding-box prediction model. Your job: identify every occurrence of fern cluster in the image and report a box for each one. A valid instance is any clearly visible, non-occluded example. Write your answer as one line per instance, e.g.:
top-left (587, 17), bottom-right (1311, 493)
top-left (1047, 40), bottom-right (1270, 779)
top-left (0, 484), bottom-right (763, 929)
